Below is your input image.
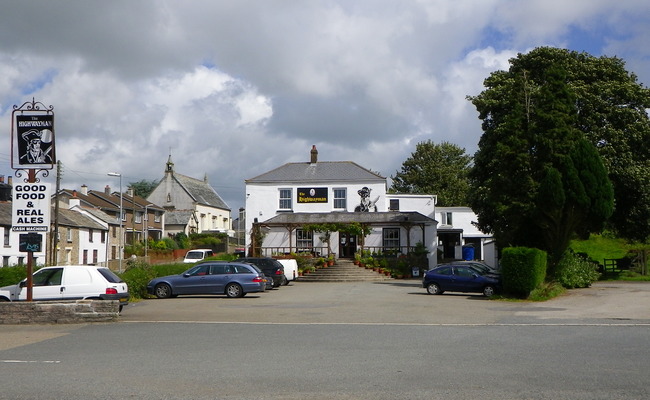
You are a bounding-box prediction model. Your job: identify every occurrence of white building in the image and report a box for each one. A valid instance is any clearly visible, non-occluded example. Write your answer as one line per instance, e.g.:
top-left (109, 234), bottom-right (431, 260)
top-left (147, 155), bottom-right (232, 237)
top-left (245, 146), bottom-right (439, 268)
top-left (436, 206), bottom-right (497, 268)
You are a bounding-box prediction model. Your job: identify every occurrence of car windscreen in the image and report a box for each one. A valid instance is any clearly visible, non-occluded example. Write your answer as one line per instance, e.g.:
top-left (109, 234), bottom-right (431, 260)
top-left (185, 251), bottom-right (203, 259)
top-left (97, 268), bottom-right (124, 283)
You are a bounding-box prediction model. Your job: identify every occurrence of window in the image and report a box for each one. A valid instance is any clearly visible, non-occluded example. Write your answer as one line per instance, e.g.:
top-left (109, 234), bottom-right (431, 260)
top-left (33, 268), bottom-right (63, 286)
top-left (135, 212), bottom-right (142, 224)
top-left (455, 266), bottom-right (475, 278)
top-left (154, 212), bottom-right (161, 223)
top-left (296, 229), bottom-right (313, 250)
top-left (333, 188), bottom-right (347, 209)
top-left (2, 256), bottom-right (8, 267)
top-left (67, 229), bottom-right (73, 242)
top-left (121, 210), bottom-right (126, 222)
top-left (383, 228), bottom-right (400, 250)
top-left (389, 199), bottom-right (400, 211)
top-left (93, 250), bottom-right (98, 264)
top-left (279, 189), bottom-right (292, 210)
top-left (101, 231), bottom-right (106, 243)
top-left (442, 212), bottom-right (453, 225)
top-left (3, 228), bottom-right (9, 246)
top-left (89, 229), bottom-right (94, 243)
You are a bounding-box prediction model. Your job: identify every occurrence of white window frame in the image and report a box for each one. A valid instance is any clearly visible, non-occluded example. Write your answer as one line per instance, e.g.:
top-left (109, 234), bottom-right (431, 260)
top-left (333, 188), bottom-right (347, 210)
top-left (279, 188), bottom-right (292, 210)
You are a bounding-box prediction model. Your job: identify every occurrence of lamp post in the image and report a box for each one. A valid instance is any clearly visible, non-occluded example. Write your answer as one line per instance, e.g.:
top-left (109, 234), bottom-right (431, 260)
top-left (107, 172), bottom-right (123, 272)
top-left (144, 203), bottom-right (154, 257)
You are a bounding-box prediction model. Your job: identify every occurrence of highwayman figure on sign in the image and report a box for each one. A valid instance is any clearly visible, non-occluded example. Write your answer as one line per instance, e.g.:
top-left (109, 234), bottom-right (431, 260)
top-left (19, 129), bottom-right (54, 165)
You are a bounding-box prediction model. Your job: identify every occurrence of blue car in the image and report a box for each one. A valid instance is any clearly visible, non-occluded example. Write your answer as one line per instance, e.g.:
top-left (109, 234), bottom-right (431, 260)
top-left (422, 264), bottom-right (500, 297)
top-left (147, 262), bottom-right (266, 299)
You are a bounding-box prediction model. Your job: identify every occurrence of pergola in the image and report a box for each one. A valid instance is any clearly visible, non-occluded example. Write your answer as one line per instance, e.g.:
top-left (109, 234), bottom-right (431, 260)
top-left (250, 211), bottom-right (436, 257)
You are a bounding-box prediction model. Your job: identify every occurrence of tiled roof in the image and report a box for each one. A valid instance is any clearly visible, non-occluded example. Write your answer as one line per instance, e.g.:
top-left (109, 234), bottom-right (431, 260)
top-left (246, 161), bottom-right (385, 183)
top-left (174, 173), bottom-right (230, 210)
top-left (57, 208), bottom-right (106, 230)
top-left (164, 210), bottom-right (195, 225)
top-left (260, 211), bottom-right (435, 226)
top-left (0, 202), bottom-right (106, 230)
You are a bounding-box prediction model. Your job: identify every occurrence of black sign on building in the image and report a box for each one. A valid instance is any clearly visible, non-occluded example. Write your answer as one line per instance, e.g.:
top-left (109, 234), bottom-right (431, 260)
top-left (11, 99), bottom-right (56, 170)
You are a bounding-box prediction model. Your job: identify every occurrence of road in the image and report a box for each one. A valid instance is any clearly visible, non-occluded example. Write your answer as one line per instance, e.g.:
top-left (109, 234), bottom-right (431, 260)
top-left (1, 281), bottom-right (648, 399)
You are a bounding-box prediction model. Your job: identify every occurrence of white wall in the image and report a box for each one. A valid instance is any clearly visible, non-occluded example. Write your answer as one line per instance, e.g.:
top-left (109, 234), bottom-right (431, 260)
top-left (0, 226), bottom-right (46, 267)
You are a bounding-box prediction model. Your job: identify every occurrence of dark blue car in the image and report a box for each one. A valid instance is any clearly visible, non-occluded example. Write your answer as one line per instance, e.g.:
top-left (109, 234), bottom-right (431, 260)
top-left (147, 262), bottom-right (266, 299)
top-left (422, 264), bottom-right (500, 297)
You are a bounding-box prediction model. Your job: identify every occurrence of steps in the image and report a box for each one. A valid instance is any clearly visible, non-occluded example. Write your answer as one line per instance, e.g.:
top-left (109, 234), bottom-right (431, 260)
top-left (297, 259), bottom-right (393, 282)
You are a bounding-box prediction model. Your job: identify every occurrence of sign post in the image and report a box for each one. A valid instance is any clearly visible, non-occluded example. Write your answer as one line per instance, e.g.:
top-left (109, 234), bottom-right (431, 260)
top-left (11, 99), bottom-right (55, 301)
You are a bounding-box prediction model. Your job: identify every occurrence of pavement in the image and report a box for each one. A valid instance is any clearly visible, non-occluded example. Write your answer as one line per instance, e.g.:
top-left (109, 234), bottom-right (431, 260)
top-left (1, 280), bottom-right (648, 351)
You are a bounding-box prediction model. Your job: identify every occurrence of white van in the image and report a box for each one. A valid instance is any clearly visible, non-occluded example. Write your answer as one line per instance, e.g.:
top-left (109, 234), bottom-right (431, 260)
top-left (183, 249), bottom-right (214, 263)
top-left (276, 259), bottom-right (298, 283)
top-left (0, 265), bottom-right (129, 310)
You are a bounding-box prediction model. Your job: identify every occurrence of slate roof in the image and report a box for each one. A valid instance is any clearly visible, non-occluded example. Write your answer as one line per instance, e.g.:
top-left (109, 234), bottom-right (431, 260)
top-left (164, 210), bottom-right (196, 225)
top-left (246, 161), bottom-right (385, 184)
top-left (173, 173), bottom-right (230, 210)
top-left (260, 211), bottom-right (436, 226)
top-left (0, 202), bottom-right (106, 230)
top-left (57, 208), bottom-right (107, 230)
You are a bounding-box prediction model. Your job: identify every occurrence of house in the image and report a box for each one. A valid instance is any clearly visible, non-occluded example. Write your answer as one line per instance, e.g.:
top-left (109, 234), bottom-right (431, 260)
top-left (45, 207), bottom-right (109, 266)
top-left (147, 155), bottom-right (232, 237)
top-left (244, 146), bottom-right (438, 268)
top-left (0, 202), bottom-right (46, 268)
top-left (56, 185), bottom-right (165, 269)
top-left (436, 206), bottom-right (497, 268)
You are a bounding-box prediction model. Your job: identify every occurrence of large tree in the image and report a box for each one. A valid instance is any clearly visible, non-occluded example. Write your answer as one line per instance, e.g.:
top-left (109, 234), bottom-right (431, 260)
top-left (469, 53), bottom-right (615, 266)
top-left (390, 140), bottom-right (471, 206)
top-left (469, 47), bottom-right (650, 244)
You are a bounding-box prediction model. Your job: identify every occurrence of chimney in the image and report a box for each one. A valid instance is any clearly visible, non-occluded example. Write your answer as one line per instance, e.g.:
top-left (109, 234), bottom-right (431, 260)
top-left (310, 145), bottom-right (318, 164)
top-left (69, 197), bottom-right (81, 208)
top-left (81, 184), bottom-right (88, 195)
top-left (105, 185), bottom-right (111, 194)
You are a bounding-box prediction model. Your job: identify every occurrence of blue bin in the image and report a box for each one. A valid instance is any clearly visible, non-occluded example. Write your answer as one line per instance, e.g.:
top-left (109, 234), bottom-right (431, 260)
top-left (462, 245), bottom-right (474, 261)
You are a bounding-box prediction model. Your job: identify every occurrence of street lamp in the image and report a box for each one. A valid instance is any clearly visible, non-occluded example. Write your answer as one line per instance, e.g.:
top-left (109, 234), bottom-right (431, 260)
top-left (107, 172), bottom-right (123, 272)
top-left (144, 203), bottom-right (154, 257)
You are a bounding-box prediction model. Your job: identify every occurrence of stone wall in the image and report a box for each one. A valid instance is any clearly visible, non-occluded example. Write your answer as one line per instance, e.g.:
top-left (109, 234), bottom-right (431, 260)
top-left (0, 300), bottom-right (119, 324)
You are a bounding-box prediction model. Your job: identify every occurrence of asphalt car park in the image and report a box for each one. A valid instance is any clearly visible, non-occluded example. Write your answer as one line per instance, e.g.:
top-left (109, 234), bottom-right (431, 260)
top-left (120, 280), bottom-right (650, 325)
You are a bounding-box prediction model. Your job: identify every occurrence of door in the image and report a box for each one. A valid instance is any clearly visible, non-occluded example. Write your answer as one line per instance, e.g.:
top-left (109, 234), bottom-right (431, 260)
top-left (21, 267), bottom-right (65, 301)
top-left (451, 266), bottom-right (482, 292)
top-left (339, 233), bottom-right (357, 258)
top-left (175, 264), bottom-right (212, 294)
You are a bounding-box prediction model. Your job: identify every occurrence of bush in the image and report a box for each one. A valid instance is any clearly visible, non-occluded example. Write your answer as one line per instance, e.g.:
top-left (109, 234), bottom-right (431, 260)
top-left (556, 251), bottom-right (601, 288)
top-left (119, 263), bottom-right (155, 300)
top-left (501, 247), bottom-right (547, 297)
top-left (0, 265), bottom-right (29, 287)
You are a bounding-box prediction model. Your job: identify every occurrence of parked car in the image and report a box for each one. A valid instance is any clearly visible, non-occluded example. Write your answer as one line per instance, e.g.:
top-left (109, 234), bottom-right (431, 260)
top-left (0, 265), bottom-right (129, 311)
top-left (422, 264), bottom-right (499, 297)
top-left (238, 257), bottom-right (287, 287)
top-left (147, 261), bottom-right (266, 298)
top-left (276, 259), bottom-right (298, 284)
top-left (183, 249), bottom-right (214, 263)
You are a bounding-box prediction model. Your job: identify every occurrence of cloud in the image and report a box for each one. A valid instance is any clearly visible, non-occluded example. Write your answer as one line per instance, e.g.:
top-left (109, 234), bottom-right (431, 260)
top-left (0, 0), bottom-right (648, 212)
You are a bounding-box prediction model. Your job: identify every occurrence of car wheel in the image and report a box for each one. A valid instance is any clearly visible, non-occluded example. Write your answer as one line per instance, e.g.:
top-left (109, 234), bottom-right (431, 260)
top-left (281, 276), bottom-right (289, 286)
top-left (483, 285), bottom-right (496, 297)
top-left (154, 283), bottom-right (172, 299)
top-left (426, 282), bottom-right (443, 295)
top-left (225, 283), bottom-right (244, 298)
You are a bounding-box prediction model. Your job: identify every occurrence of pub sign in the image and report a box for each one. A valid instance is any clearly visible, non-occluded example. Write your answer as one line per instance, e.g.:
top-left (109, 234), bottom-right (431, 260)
top-left (297, 187), bottom-right (328, 203)
top-left (12, 108), bottom-right (56, 170)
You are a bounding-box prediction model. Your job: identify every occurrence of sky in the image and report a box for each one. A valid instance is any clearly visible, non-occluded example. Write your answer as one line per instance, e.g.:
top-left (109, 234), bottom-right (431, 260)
top-left (1, 0), bottom-right (649, 213)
